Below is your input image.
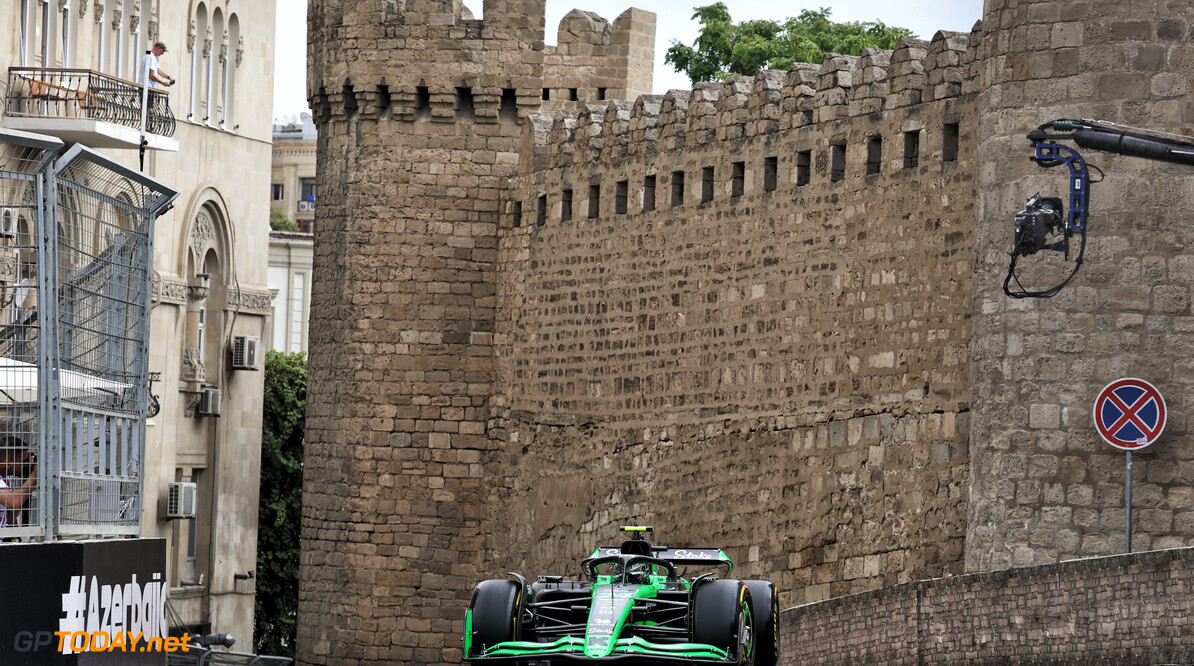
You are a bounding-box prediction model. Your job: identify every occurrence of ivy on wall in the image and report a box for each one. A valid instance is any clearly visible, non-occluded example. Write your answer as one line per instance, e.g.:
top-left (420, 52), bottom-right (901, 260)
top-left (255, 351), bottom-right (306, 657)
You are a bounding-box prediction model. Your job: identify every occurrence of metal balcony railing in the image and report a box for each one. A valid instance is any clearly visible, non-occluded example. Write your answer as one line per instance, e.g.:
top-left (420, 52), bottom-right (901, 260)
top-left (5, 68), bottom-right (176, 138)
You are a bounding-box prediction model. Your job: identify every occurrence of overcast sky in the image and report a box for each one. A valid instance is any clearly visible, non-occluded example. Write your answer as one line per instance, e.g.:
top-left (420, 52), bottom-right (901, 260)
top-left (273, 0), bottom-right (982, 120)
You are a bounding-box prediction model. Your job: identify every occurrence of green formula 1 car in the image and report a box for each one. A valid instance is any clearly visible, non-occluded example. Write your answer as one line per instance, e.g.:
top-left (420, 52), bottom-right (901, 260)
top-left (464, 527), bottom-right (779, 664)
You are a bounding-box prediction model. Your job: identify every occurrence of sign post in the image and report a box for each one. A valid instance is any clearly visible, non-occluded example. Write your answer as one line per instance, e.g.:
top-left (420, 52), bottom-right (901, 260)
top-left (1093, 377), bottom-right (1166, 554)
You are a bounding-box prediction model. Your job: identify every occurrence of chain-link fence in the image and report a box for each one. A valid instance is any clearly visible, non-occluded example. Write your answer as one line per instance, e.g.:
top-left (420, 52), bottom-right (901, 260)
top-left (0, 128), bottom-right (177, 540)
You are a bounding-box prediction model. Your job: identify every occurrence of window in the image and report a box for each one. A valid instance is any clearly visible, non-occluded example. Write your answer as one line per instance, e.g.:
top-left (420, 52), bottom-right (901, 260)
top-left (731, 162), bottom-right (745, 198)
top-left (588, 184), bottom-right (600, 219)
top-left (272, 184), bottom-right (284, 201)
top-left (500, 88), bottom-right (518, 123)
top-left (537, 194), bottom-right (547, 226)
top-left (701, 166), bottom-right (714, 203)
top-left (456, 87), bottom-right (474, 121)
top-left (796, 151), bottom-right (810, 186)
top-left (866, 136), bottom-right (882, 175)
top-left (904, 130), bottom-right (920, 169)
top-left (542, 88), bottom-right (550, 101)
top-left (300, 178), bottom-right (316, 211)
top-left (562, 188), bottom-right (573, 222)
top-left (512, 201), bottom-right (522, 227)
top-left (616, 180), bottom-right (628, 214)
top-left (943, 123), bottom-right (959, 163)
top-left (597, 87), bottom-right (607, 100)
top-left (415, 86), bottom-right (431, 121)
top-left (671, 171), bottom-right (685, 207)
top-left (830, 143), bottom-right (846, 183)
top-left (643, 175), bottom-right (656, 212)
top-left (568, 88), bottom-right (578, 101)
top-left (764, 156), bottom-right (778, 192)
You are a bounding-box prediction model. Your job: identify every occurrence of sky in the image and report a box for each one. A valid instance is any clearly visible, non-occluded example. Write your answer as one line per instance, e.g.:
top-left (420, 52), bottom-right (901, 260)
top-left (273, 0), bottom-right (982, 120)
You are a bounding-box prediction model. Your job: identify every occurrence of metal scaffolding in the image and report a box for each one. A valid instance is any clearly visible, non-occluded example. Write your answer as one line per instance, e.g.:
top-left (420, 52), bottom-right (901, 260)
top-left (0, 128), bottom-right (177, 540)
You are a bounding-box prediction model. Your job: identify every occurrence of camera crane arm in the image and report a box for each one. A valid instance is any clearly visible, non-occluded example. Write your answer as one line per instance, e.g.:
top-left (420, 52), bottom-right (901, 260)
top-left (1005, 119), bottom-right (1194, 299)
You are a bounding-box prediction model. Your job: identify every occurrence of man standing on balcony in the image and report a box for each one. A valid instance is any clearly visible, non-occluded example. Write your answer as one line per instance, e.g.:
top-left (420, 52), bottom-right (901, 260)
top-left (138, 42), bottom-right (176, 89)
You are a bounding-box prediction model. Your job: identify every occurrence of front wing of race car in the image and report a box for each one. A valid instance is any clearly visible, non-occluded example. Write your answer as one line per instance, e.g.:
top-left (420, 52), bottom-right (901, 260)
top-left (465, 635), bottom-right (734, 662)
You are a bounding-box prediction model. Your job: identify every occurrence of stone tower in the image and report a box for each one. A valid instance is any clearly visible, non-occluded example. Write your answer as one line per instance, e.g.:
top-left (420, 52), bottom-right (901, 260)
top-left (299, 0), bottom-right (653, 663)
top-left (969, 0), bottom-right (1194, 571)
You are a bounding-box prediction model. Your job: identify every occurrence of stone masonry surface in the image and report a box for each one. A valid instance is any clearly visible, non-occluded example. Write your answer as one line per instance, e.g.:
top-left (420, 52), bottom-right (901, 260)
top-left (781, 547), bottom-right (1194, 665)
top-left (302, 0), bottom-right (1194, 661)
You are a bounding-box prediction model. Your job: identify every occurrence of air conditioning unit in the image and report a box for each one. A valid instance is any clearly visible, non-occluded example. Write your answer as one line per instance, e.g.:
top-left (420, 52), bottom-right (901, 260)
top-left (0, 208), bottom-right (18, 238)
top-left (166, 481), bottom-right (198, 519)
top-left (231, 335), bottom-right (259, 370)
top-left (197, 387), bottom-right (222, 417)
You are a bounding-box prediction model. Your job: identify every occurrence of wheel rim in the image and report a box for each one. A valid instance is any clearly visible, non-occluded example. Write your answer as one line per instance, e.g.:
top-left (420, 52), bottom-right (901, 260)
top-left (738, 603), bottom-right (754, 665)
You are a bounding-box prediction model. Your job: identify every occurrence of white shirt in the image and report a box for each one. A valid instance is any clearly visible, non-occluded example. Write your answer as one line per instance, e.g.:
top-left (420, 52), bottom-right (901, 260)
top-left (138, 52), bottom-right (162, 88)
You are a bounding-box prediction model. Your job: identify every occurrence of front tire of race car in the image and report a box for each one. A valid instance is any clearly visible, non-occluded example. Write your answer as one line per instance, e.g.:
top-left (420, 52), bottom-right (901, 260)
top-left (469, 579), bottom-right (523, 656)
top-left (743, 581), bottom-right (779, 666)
top-left (692, 579), bottom-right (754, 665)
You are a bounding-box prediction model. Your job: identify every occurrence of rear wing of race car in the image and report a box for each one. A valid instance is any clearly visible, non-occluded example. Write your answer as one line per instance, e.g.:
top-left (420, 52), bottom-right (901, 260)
top-left (589, 546), bottom-right (735, 575)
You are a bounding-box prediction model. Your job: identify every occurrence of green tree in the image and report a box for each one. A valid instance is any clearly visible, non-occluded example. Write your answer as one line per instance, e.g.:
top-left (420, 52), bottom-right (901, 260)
top-left (665, 4), bottom-right (915, 84)
top-left (255, 350), bottom-right (306, 657)
top-left (270, 207), bottom-right (300, 232)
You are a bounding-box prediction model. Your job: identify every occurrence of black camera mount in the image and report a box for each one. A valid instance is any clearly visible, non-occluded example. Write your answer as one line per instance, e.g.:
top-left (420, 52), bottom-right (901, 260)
top-left (1005, 118), bottom-right (1194, 299)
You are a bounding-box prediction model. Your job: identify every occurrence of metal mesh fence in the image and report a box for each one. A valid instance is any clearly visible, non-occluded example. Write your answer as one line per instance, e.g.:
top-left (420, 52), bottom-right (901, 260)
top-left (0, 130), bottom-right (61, 540)
top-left (0, 129), bottom-right (176, 540)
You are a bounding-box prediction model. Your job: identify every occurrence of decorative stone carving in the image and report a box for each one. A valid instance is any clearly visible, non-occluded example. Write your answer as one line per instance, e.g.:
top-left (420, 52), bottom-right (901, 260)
top-left (148, 7), bottom-right (158, 40)
top-left (181, 347), bottom-right (206, 384)
top-left (187, 19), bottom-right (196, 52)
top-left (94, 2), bottom-right (104, 23)
top-left (128, 4), bottom-right (139, 33)
top-left (78, 0), bottom-right (88, 18)
top-left (191, 211), bottom-right (214, 252)
top-left (219, 30), bottom-right (229, 63)
top-left (227, 288), bottom-right (274, 315)
top-left (236, 36), bottom-right (244, 67)
top-left (111, 7), bottom-right (123, 31)
top-left (151, 275), bottom-right (189, 305)
top-left (203, 27), bottom-right (213, 59)
top-left (187, 283), bottom-right (210, 302)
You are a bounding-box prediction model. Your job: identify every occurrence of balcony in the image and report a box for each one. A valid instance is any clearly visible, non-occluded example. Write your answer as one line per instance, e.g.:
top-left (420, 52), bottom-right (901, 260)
top-left (3, 68), bottom-right (179, 152)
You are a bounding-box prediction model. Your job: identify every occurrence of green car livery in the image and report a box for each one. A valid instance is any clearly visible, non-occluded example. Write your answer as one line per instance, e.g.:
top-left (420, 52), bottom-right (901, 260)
top-left (464, 527), bottom-right (780, 664)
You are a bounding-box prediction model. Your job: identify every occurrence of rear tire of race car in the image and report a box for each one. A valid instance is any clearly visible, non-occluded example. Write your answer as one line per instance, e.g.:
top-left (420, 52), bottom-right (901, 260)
top-left (744, 581), bottom-right (779, 666)
top-left (692, 579), bottom-right (754, 665)
top-left (470, 579), bottom-right (523, 655)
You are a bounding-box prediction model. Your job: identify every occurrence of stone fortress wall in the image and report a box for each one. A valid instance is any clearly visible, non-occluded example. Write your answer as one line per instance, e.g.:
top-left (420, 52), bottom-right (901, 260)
top-left (301, 0), bottom-right (1194, 662)
top-left (491, 30), bottom-right (981, 605)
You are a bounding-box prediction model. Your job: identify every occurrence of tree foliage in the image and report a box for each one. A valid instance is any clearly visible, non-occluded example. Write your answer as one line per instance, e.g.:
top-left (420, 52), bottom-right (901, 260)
top-left (255, 350), bottom-right (306, 657)
top-left (270, 207), bottom-right (300, 232)
top-left (665, 4), bottom-right (915, 84)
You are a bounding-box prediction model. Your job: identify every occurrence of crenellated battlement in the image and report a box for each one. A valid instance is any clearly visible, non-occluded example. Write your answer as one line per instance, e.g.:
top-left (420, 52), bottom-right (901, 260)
top-left (521, 28), bottom-right (978, 170)
top-left (307, 2), bottom-right (654, 125)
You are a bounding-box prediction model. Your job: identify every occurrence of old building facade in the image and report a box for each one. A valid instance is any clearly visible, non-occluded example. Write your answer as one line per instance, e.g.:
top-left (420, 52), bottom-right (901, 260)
top-left (302, 0), bottom-right (1194, 663)
top-left (0, 0), bottom-right (275, 645)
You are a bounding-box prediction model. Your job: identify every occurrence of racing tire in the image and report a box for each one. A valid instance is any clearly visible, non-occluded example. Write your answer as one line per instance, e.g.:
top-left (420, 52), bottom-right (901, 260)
top-left (692, 579), bottom-right (755, 665)
top-left (470, 579), bottom-right (523, 655)
top-left (743, 581), bottom-right (779, 666)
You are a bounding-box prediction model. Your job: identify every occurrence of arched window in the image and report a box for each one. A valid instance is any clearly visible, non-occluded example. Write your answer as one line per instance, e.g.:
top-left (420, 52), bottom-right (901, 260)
top-left (112, 2), bottom-right (124, 78)
top-left (39, 1), bottom-right (55, 67)
top-left (207, 9), bottom-right (223, 125)
top-left (19, 0), bottom-right (30, 67)
top-left (224, 13), bottom-right (239, 130)
top-left (190, 3), bottom-right (208, 122)
top-left (95, 2), bottom-right (107, 72)
top-left (60, 0), bottom-right (72, 67)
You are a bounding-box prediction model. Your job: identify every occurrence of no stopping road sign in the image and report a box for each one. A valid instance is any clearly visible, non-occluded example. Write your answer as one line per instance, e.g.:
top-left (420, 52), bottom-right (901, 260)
top-left (1093, 377), bottom-right (1166, 451)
